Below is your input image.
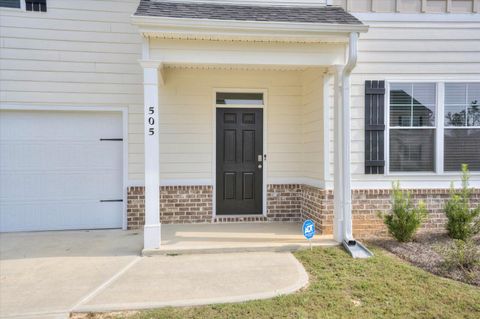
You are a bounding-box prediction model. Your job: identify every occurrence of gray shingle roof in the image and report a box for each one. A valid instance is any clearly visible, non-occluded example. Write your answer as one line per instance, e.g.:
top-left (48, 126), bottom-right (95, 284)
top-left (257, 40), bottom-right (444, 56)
top-left (134, 1), bottom-right (363, 25)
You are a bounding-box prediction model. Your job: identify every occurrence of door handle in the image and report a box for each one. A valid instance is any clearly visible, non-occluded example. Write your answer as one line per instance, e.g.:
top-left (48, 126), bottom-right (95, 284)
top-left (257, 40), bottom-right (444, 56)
top-left (258, 164), bottom-right (262, 169)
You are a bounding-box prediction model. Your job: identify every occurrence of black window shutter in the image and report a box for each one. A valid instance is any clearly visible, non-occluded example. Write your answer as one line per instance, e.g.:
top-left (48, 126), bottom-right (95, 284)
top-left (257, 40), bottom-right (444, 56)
top-left (365, 80), bottom-right (386, 174)
top-left (26, 0), bottom-right (47, 12)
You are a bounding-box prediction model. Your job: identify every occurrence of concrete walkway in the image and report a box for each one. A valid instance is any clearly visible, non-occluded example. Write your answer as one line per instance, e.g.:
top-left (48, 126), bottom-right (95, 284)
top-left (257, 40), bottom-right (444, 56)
top-left (0, 229), bottom-right (309, 318)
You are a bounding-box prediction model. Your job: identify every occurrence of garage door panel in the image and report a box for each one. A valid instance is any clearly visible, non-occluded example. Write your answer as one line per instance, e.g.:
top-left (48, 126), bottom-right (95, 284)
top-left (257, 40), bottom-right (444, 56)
top-left (0, 111), bottom-right (122, 140)
top-left (0, 170), bottom-right (122, 201)
top-left (0, 201), bottom-right (123, 232)
top-left (0, 110), bottom-right (124, 232)
top-left (1, 141), bottom-right (122, 170)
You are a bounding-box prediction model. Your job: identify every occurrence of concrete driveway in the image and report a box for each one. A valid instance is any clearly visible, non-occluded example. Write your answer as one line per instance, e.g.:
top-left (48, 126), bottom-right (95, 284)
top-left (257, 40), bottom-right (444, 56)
top-left (0, 230), bottom-right (308, 319)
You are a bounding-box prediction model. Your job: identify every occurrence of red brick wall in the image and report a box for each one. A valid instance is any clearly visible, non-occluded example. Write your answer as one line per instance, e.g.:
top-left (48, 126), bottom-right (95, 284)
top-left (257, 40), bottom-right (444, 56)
top-left (266, 184), bottom-right (302, 222)
top-left (301, 185), bottom-right (334, 235)
top-left (127, 184), bottom-right (480, 238)
top-left (313, 188), bottom-right (480, 238)
top-left (127, 186), bottom-right (213, 229)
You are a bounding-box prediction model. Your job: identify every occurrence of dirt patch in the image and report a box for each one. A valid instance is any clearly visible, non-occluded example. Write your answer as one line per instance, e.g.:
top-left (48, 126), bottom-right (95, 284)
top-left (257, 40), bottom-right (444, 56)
top-left (370, 233), bottom-right (480, 286)
top-left (71, 311), bottom-right (138, 319)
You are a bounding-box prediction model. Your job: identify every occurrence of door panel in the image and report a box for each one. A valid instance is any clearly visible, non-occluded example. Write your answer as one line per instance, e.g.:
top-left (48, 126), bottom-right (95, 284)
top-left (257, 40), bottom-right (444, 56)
top-left (216, 108), bottom-right (263, 214)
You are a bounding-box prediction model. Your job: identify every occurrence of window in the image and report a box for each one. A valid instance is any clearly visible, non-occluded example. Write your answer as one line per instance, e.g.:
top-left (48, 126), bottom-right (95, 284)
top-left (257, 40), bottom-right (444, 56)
top-left (388, 82), bottom-right (480, 173)
top-left (216, 92), bottom-right (263, 105)
top-left (0, 0), bottom-right (21, 8)
top-left (389, 83), bottom-right (436, 172)
top-left (26, 0), bottom-right (46, 12)
top-left (444, 83), bottom-right (480, 171)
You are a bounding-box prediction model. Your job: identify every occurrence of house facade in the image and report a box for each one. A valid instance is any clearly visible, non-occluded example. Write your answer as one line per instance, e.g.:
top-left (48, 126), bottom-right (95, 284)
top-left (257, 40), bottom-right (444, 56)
top-left (0, 0), bottom-right (479, 250)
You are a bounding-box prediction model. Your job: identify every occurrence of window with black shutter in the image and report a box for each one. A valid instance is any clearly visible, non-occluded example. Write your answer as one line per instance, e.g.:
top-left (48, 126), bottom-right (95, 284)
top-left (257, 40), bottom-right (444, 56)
top-left (365, 80), bottom-right (386, 174)
top-left (26, 0), bottom-right (46, 12)
top-left (0, 0), bottom-right (20, 8)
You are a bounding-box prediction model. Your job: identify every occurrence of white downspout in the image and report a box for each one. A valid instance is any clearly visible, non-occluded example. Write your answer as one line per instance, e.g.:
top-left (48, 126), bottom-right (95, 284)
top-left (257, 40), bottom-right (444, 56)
top-left (341, 32), bottom-right (358, 244)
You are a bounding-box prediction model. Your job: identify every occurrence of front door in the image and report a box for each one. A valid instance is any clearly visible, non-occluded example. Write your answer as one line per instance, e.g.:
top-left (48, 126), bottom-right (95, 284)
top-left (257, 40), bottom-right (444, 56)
top-left (216, 108), bottom-right (263, 215)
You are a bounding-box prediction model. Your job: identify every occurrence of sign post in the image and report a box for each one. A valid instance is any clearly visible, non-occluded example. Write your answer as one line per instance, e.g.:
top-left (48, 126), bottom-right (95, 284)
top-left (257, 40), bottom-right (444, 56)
top-left (302, 220), bottom-right (315, 250)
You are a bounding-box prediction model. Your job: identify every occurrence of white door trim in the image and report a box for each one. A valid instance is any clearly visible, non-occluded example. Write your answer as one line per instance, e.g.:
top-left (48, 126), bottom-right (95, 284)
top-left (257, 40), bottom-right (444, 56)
top-left (0, 104), bottom-right (129, 230)
top-left (211, 89), bottom-right (268, 218)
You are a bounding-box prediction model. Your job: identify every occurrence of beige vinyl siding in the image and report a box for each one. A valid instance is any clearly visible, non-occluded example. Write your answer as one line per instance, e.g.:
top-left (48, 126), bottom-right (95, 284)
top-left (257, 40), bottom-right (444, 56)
top-left (330, 19), bottom-right (480, 184)
top-left (301, 69), bottom-right (324, 181)
top-left (0, 0), bottom-right (144, 180)
top-left (155, 68), bottom-right (306, 182)
top-left (333, 0), bottom-right (478, 13)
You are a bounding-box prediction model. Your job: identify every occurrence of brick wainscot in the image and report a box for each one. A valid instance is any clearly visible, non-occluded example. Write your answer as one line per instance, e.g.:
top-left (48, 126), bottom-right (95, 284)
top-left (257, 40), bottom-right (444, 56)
top-left (127, 185), bottom-right (480, 237)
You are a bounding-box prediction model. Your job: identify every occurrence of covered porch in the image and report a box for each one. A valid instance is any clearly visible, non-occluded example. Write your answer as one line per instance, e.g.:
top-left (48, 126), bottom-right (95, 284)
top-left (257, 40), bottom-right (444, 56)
top-left (130, 1), bottom-right (369, 252)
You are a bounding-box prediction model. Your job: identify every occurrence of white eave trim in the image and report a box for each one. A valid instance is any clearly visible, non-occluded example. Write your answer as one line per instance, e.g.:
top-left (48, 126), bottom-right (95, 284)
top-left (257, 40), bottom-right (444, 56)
top-left (131, 15), bottom-right (368, 43)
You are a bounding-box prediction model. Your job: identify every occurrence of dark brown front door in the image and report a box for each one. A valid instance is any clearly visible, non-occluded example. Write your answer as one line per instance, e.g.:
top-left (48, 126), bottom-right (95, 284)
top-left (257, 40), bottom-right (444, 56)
top-left (216, 108), bottom-right (263, 215)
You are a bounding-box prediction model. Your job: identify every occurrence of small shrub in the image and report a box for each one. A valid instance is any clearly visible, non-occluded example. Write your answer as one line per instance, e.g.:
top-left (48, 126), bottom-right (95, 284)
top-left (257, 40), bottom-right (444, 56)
top-left (379, 181), bottom-right (428, 242)
top-left (441, 239), bottom-right (480, 272)
top-left (445, 164), bottom-right (480, 240)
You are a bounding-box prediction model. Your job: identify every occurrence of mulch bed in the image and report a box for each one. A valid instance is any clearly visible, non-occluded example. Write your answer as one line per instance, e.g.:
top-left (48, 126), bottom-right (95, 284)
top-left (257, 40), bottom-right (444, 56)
top-left (370, 233), bottom-right (480, 286)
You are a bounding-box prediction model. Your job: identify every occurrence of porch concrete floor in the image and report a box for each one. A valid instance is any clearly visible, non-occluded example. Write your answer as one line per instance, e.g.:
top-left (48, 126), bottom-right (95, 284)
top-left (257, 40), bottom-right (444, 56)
top-left (146, 222), bottom-right (338, 255)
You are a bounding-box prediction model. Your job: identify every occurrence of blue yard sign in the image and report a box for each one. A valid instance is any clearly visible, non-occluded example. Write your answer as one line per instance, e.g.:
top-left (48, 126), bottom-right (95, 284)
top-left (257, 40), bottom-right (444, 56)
top-left (302, 220), bottom-right (315, 240)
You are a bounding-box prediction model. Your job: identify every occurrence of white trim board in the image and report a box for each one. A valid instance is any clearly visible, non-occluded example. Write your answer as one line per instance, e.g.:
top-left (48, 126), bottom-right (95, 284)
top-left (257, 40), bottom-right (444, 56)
top-left (353, 13), bottom-right (480, 22)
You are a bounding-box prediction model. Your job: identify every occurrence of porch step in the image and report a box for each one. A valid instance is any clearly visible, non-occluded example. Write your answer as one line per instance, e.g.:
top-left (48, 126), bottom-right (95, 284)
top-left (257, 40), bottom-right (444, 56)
top-left (213, 215), bottom-right (268, 223)
top-left (143, 223), bottom-right (339, 256)
top-left (143, 240), bottom-right (339, 256)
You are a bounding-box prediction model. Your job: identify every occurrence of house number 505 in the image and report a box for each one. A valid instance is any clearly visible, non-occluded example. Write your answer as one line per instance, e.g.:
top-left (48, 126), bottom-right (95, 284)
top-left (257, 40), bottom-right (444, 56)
top-left (147, 106), bottom-right (155, 136)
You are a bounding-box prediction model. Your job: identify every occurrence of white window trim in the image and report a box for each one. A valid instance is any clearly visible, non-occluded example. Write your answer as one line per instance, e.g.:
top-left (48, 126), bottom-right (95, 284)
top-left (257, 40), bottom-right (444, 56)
top-left (385, 80), bottom-right (480, 176)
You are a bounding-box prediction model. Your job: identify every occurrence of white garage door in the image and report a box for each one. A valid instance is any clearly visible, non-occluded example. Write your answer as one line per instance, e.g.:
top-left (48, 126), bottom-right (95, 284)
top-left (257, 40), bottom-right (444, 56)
top-left (0, 110), bottom-right (124, 232)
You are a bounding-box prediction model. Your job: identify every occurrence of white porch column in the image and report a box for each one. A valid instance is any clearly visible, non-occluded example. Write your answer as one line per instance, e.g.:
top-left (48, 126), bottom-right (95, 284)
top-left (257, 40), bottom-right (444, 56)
top-left (142, 61), bottom-right (161, 249)
top-left (332, 65), bottom-right (344, 242)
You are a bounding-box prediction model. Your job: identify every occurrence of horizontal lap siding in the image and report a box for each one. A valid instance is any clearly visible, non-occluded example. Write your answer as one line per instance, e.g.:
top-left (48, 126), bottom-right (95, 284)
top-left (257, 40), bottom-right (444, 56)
top-left (333, 0), bottom-right (478, 13)
top-left (334, 20), bottom-right (480, 185)
top-left (0, 0), bottom-right (143, 180)
top-left (154, 68), bottom-right (304, 181)
top-left (302, 70), bottom-right (324, 181)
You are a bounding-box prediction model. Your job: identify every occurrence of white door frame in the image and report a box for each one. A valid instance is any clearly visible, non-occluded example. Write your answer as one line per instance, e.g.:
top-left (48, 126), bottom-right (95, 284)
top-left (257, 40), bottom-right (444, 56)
top-left (0, 104), bottom-right (129, 230)
top-left (211, 89), bottom-right (268, 218)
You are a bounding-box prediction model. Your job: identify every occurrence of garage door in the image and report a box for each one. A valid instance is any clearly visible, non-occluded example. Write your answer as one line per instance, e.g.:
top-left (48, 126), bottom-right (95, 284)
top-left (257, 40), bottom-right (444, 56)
top-left (0, 110), bottom-right (124, 232)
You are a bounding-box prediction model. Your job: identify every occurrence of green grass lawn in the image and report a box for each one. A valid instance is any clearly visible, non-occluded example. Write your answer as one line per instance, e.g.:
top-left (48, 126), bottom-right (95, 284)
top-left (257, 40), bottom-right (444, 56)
top-left (108, 246), bottom-right (480, 319)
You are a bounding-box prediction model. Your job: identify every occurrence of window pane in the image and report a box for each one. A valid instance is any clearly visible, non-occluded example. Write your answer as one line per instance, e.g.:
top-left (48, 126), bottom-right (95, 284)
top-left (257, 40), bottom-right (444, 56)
top-left (390, 105), bottom-right (411, 126)
top-left (389, 129), bottom-right (435, 172)
top-left (444, 129), bottom-right (480, 171)
top-left (390, 83), bottom-right (412, 105)
top-left (467, 83), bottom-right (480, 126)
top-left (445, 83), bottom-right (480, 127)
top-left (0, 0), bottom-right (20, 8)
top-left (445, 104), bottom-right (467, 126)
top-left (390, 83), bottom-right (435, 127)
top-left (445, 83), bottom-right (466, 105)
top-left (216, 93), bottom-right (263, 105)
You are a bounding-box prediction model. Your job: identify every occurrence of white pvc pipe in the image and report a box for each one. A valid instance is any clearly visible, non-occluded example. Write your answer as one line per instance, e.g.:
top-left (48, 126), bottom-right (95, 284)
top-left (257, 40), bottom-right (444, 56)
top-left (341, 32), bottom-right (359, 243)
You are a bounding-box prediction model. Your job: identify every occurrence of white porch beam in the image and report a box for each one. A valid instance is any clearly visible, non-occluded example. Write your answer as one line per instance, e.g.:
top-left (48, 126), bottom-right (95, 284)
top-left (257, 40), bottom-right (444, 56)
top-left (141, 61), bottom-right (162, 250)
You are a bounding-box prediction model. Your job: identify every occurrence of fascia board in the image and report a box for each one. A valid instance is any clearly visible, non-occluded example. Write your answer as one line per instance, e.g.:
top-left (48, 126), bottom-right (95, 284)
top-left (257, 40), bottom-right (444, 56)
top-left (131, 15), bottom-right (369, 42)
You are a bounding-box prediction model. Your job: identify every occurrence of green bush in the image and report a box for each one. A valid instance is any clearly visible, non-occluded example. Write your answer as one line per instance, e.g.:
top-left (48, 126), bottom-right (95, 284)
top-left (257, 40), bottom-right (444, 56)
top-left (379, 181), bottom-right (428, 242)
top-left (441, 239), bottom-right (480, 273)
top-left (444, 164), bottom-right (480, 240)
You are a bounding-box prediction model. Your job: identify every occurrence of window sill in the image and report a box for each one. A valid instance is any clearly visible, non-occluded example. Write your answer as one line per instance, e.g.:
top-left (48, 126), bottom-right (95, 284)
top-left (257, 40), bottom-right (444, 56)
top-left (386, 172), bottom-right (480, 177)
